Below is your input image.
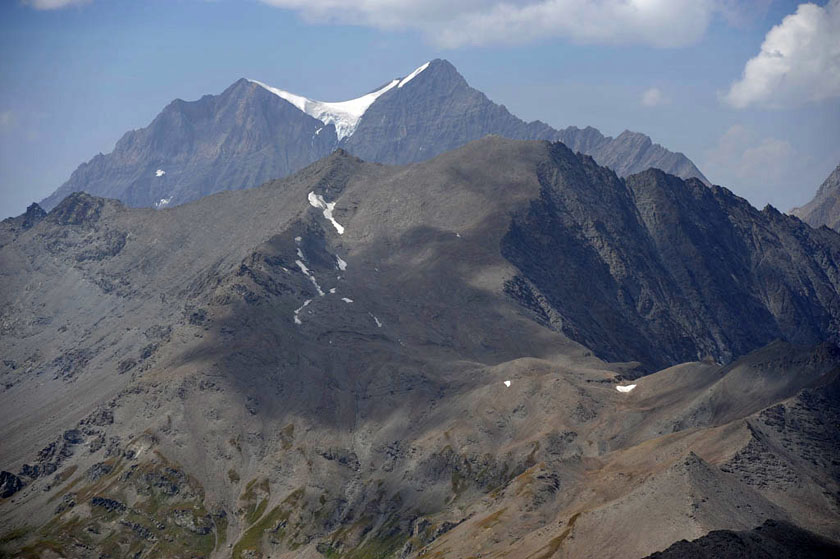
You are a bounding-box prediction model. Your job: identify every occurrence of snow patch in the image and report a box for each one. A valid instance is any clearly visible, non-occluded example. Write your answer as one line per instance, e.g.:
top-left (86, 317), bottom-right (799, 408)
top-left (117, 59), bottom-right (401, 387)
top-left (329, 288), bottom-right (337, 294)
top-left (296, 259), bottom-right (324, 296)
top-left (616, 384), bottom-right (637, 393)
top-left (503, 380), bottom-right (511, 388)
top-left (155, 169), bottom-right (166, 177)
top-left (308, 191), bottom-right (345, 234)
top-left (336, 255), bottom-right (347, 271)
top-left (293, 299), bottom-right (311, 325)
top-left (155, 197), bottom-right (172, 209)
top-left (250, 78), bottom-right (399, 141)
top-left (369, 313), bottom-right (382, 328)
top-left (341, 298), bottom-right (353, 303)
top-left (398, 62), bottom-right (430, 88)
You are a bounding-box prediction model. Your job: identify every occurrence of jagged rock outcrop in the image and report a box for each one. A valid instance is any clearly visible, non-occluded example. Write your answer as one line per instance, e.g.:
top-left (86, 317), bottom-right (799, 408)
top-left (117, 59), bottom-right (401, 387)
top-left (0, 471), bottom-right (23, 499)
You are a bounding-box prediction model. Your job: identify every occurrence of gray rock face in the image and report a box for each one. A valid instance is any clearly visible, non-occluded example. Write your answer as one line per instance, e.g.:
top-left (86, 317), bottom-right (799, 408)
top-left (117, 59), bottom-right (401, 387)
top-left (0, 471), bottom-right (24, 498)
top-left (40, 60), bottom-right (706, 210)
top-left (41, 79), bottom-right (338, 210)
top-left (578, 128), bottom-right (706, 180)
top-left (343, 59), bottom-right (560, 163)
top-left (644, 519), bottom-right (840, 559)
top-left (501, 143), bottom-right (840, 370)
top-left (792, 163), bottom-right (840, 231)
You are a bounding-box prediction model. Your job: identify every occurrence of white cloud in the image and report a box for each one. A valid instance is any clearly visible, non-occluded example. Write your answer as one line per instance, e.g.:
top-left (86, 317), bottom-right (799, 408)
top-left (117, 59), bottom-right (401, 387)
top-left (22, 0), bottom-right (91, 9)
top-left (641, 87), bottom-right (668, 107)
top-left (723, 0), bottom-right (840, 109)
top-left (260, 0), bottom-right (720, 48)
top-left (705, 125), bottom-right (795, 187)
top-left (702, 124), bottom-right (816, 209)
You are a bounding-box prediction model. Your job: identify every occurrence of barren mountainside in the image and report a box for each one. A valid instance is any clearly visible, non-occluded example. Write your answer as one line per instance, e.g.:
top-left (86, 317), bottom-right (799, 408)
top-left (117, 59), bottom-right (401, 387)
top-left (40, 60), bottom-right (708, 211)
top-left (792, 163), bottom-right (840, 231)
top-left (2, 138), bottom-right (839, 558)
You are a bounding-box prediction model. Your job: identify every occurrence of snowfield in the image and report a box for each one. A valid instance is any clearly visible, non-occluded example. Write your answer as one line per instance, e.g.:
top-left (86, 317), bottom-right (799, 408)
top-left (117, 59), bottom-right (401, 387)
top-left (249, 61), bottom-right (431, 141)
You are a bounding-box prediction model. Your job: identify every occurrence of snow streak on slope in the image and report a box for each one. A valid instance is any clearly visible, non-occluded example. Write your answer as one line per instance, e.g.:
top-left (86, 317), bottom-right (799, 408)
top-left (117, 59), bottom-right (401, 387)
top-left (249, 62), bottom-right (431, 141)
top-left (293, 299), bottom-right (311, 325)
top-left (398, 62), bottom-right (430, 88)
top-left (308, 192), bottom-right (345, 234)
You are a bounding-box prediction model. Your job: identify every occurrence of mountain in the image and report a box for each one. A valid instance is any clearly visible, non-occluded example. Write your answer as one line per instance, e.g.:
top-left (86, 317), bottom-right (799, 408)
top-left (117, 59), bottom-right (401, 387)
top-left (791, 163), bottom-right (840, 231)
top-left (2, 138), bottom-right (838, 558)
top-left (40, 59), bottom-right (708, 211)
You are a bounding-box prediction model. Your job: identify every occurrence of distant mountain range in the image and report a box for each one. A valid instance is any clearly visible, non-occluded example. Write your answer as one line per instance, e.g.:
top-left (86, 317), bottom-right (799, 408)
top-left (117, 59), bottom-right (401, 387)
top-left (792, 163), bottom-right (840, 231)
top-left (40, 59), bottom-right (707, 210)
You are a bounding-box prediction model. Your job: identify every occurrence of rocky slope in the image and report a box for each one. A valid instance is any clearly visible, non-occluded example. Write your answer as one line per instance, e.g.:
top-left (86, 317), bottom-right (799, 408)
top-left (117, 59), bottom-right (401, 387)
top-left (41, 60), bottom-right (707, 211)
top-left (645, 519), bottom-right (840, 558)
top-left (2, 138), bottom-right (838, 558)
top-left (502, 143), bottom-right (840, 370)
top-left (792, 163), bottom-right (840, 231)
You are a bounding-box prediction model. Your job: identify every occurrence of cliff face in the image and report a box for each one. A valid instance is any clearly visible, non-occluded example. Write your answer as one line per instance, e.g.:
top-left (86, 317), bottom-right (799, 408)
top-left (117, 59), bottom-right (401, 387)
top-left (502, 143), bottom-right (840, 370)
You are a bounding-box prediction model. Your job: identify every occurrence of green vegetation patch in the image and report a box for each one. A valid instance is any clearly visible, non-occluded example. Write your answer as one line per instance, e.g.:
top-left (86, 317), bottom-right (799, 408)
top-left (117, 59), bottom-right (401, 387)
top-left (10, 451), bottom-right (218, 559)
top-left (233, 487), bottom-right (305, 559)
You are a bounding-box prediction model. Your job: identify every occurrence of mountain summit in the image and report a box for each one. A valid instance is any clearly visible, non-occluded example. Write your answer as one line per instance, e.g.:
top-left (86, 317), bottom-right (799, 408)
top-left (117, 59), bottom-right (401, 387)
top-left (41, 60), bottom-right (707, 210)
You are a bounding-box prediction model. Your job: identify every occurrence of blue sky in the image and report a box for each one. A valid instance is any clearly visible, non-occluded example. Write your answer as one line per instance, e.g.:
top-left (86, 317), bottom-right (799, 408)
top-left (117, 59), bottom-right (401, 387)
top-left (1, 0), bottom-right (838, 218)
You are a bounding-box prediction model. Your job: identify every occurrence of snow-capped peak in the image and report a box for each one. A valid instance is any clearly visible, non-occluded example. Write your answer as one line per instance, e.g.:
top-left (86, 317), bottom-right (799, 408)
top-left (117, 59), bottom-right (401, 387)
top-left (248, 61), bottom-right (432, 141)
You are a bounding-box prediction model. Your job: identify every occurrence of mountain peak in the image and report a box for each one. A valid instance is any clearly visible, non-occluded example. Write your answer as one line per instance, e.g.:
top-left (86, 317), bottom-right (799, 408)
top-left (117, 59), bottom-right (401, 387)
top-left (396, 58), bottom-right (469, 91)
top-left (422, 58), bottom-right (459, 75)
top-left (791, 161), bottom-right (840, 230)
top-left (47, 192), bottom-right (120, 226)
